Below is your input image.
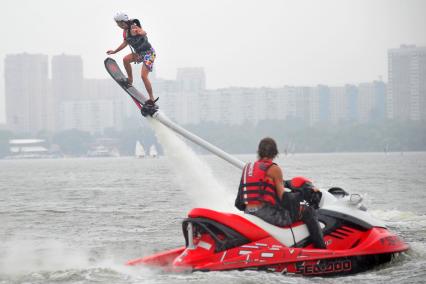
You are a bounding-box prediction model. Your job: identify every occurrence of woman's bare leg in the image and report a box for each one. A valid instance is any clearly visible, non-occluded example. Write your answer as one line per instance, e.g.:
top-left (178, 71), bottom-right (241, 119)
top-left (123, 54), bottom-right (135, 84)
top-left (141, 64), bottom-right (154, 101)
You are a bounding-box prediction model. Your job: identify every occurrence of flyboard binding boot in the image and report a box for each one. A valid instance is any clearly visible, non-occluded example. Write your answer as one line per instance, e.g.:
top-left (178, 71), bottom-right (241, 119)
top-left (141, 97), bottom-right (159, 117)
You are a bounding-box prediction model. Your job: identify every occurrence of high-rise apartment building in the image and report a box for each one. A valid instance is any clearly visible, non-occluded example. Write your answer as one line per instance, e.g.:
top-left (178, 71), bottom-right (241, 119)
top-left (387, 45), bottom-right (426, 121)
top-left (59, 99), bottom-right (118, 134)
top-left (51, 54), bottom-right (83, 102)
top-left (316, 85), bottom-right (331, 123)
top-left (358, 81), bottom-right (386, 123)
top-left (57, 79), bottom-right (127, 133)
top-left (4, 53), bottom-right (50, 133)
top-left (176, 67), bottom-right (206, 92)
top-left (329, 86), bottom-right (349, 124)
top-left (50, 54), bottom-right (84, 131)
top-left (345, 84), bottom-right (358, 122)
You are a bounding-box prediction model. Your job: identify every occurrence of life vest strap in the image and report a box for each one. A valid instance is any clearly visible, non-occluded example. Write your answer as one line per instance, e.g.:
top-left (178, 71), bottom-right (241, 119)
top-left (241, 189), bottom-right (277, 196)
top-left (239, 182), bottom-right (275, 190)
top-left (242, 190), bottom-right (280, 206)
top-left (243, 197), bottom-right (267, 202)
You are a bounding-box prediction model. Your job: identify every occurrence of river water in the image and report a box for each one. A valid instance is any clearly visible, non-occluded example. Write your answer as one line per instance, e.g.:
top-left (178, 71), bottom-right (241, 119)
top-left (1, 130), bottom-right (425, 283)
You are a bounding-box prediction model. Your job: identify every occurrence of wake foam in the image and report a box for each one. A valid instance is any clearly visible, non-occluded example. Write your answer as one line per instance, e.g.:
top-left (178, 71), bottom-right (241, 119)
top-left (371, 209), bottom-right (426, 225)
top-left (0, 239), bottom-right (90, 275)
top-left (147, 117), bottom-right (235, 212)
top-left (0, 239), bottom-right (160, 281)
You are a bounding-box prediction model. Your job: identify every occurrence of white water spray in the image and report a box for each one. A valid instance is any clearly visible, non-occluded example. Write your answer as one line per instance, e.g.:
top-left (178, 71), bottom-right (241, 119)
top-left (0, 239), bottom-right (90, 275)
top-left (147, 118), bottom-right (236, 212)
top-left (0, 239), bottom-right (158, 280)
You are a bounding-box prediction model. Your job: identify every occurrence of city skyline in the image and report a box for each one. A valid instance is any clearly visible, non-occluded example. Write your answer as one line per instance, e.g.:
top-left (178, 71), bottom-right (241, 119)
top-left (1, 46), bottom-right (425, 158)
top-left (1, 0), bottom-right (426, 123)
top-left (4, 44), bottom-right (426, 134)
top-left (2, 52), bottom-right (393, 134)
top-left (1, 44), bottom-right (423, 130)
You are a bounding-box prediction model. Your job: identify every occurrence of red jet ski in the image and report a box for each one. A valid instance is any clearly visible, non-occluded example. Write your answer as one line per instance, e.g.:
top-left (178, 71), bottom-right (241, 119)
top-left (105, 58), bottom-right (409, 276)
top-left (127, 187), bottom-right (409, 276)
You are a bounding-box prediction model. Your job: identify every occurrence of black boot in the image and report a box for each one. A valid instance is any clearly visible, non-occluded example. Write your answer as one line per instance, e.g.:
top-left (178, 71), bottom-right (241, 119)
top-left (145, 97), bottom-right (159, 105)
top-left (301, 206), bottom-right (326, 249)
top-left (140, 98), bottom-right (159, 117)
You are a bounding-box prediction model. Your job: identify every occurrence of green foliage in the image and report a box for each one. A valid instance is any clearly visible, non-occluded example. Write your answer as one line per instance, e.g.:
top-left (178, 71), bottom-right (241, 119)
top-left (1, 120), bottom-right (425, 157)
top-left (185, 120), bottom-right (426, 154)
top-left (52, 129), bottom-right (93, 156)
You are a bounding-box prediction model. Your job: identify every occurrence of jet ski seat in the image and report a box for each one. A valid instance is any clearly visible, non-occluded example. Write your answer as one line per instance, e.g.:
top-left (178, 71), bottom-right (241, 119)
top-left (188, 208), bottom-right (269, 241)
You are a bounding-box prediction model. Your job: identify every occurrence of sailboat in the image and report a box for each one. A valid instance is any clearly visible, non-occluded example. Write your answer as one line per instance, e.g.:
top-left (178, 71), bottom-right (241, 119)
top-left (135, 141), bottom-right (145, 158)
top-left (149, 144), bottom-right (158, 158)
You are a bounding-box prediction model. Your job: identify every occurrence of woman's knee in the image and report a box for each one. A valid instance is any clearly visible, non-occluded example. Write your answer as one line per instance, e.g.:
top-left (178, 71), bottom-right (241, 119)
top-left (123, 54), bottom-right (133, 64)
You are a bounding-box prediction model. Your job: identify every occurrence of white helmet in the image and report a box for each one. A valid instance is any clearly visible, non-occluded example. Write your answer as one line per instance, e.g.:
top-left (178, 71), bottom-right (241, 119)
top-left (114, 12), bottom-right (129, 22)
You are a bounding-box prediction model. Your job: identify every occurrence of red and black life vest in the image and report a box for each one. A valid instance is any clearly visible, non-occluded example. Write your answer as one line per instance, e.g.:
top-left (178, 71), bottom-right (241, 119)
top-left (122, 19), bottom-right (152, 54)
top-left (238, 160), bottom-right (279, 206)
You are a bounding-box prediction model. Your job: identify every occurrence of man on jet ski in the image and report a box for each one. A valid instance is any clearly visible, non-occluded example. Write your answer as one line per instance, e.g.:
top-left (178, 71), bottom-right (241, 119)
top-left (235, 137), bottom-right (326, 249)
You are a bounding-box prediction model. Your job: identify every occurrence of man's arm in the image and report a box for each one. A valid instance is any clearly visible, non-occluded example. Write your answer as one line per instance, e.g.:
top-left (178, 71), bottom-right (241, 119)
top-left (107, 40), bottom-right (128, 55)
top-left (268, 165), bottom-right (285, 201)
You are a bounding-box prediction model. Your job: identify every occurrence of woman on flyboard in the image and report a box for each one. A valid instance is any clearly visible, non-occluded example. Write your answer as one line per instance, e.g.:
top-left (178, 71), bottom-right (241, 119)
top-left (107, 12), bottom-right (158, 106)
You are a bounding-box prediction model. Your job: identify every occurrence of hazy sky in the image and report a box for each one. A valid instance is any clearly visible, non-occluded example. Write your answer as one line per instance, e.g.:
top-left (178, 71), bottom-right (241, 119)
top-left (1, 0), bottom-right (425, 123)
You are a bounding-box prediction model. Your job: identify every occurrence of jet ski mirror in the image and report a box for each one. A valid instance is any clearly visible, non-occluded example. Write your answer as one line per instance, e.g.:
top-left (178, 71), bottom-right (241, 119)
top-left (349, 193), bottom-right (363, 205)
top-left (328, 187), bottom-right (349, 198)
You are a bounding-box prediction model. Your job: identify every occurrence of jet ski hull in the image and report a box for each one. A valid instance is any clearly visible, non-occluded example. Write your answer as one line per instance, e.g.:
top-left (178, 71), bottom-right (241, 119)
top-left (127, 208), bottom-right (409, 276)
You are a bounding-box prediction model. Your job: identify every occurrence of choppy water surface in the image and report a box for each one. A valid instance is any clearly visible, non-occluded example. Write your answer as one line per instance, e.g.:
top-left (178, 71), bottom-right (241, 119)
top-left (1, 151), bottom-right (425, 283)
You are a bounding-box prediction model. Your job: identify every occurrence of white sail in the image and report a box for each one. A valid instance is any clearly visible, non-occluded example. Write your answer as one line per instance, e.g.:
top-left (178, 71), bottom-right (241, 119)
top-left (135, 141), bottom-right (145, 158)
top-left (149, 144), bottom-right (158, 157)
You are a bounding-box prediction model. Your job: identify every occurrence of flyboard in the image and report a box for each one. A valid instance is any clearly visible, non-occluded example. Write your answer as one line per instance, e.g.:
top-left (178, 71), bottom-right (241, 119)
top-left (104, 57), bottom-right (244, 169)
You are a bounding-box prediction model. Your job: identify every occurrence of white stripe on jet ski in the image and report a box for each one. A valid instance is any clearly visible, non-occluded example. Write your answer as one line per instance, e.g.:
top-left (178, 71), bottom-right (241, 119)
top-left (220, 251), bottom-right (227, 262)
top-left (242, 164), bottom-right (249, 203)
top-left (197, 241), bottom-right (212, 250)
top-left (239, 250), bottom-right (252, 255)
top-left (241, 245), bottom-right (259, 249)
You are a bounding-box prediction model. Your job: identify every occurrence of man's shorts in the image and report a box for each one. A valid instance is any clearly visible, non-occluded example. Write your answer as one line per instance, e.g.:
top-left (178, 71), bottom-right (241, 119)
top-left (135, 48), bottom-right (156, 72)
top-left (246, 203), bottom-right (293, 227)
